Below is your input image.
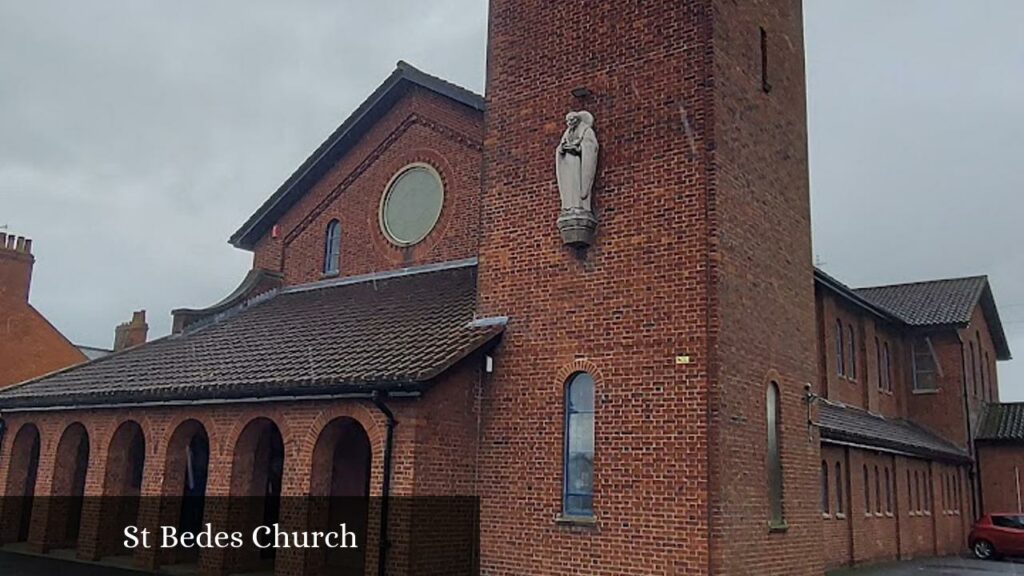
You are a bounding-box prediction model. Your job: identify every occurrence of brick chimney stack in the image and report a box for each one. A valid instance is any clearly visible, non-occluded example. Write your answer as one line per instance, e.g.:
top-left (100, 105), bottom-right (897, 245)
top-left (0, 232), bottom-right (35, 302)
top-left (113, 310), bottom-right (148, 351)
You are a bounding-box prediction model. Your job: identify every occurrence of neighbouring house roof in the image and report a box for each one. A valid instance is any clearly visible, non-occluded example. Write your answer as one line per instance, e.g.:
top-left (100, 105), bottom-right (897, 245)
top-left (977, 403), bottom-right (1024, 442)
top-left (819, 401), bottom-right (970, 463)
top-left (0, 260), bottom-right (501, 410)
top-left (229, 61), bottom-right (485, 251)
top-left (853, 275), bottom-right (1010, 361)
top-left (76, 345), bottom-right (111, 361)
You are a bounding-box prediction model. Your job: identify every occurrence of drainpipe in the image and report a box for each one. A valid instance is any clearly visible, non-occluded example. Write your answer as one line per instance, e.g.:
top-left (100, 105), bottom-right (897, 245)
top-left (956, 332), bottom-right (979, 521)
top-left (371, 390), bottom-right (396, 576)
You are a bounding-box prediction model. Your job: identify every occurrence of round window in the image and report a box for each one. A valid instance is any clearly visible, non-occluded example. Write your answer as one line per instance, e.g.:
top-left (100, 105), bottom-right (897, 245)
top-left (379, 164), bottom-right (444, 246)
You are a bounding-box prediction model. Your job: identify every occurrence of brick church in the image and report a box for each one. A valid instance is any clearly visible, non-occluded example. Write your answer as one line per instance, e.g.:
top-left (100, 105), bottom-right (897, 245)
top-left (0, 1), bottom-right (1019, 575)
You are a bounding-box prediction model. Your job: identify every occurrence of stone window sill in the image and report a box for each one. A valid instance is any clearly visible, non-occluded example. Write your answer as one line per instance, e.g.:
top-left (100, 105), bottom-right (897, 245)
top-left (555, 514), bottom-right (597, 528)
top-left (912, 389), bottom-right (940, 395)
top-left (768, 521), bottom-right (789, 534)
top-left (835, 513), bottom-right (847, 520)
top-left (320, 270), bottom-right (341, 280)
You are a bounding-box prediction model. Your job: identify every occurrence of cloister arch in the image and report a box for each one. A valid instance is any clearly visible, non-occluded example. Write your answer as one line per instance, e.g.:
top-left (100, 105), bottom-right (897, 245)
top-left (1, 423), bottom-right (41, 543)
top-left (45, 422), bottom-right (90, 551)
top-left (157, 419), bottom-right (210, 567)
top-left (227, 417), bottom-right (285, 574)
top-left (306, 416), bottom-right (372, 575)
top-left (98, 420), bottom-right (146, 558)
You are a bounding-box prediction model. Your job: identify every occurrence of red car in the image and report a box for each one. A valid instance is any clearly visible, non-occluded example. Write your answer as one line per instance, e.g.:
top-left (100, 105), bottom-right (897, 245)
top-left (970, 513), bottom-right (1024, 559)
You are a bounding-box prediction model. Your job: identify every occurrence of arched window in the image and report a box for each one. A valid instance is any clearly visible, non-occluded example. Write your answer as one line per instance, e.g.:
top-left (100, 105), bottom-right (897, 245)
top-left (925, 470), bottom-right (932, 512)
top-left (985, 351), bottom-right (992, 401)
top-left (874, 465), bottom-right (881, 514)
top-left (847, 324), bottom-right (857, 379)
top-left (883, 343), bottom-right (892, 392)
top-left (563, 372), bottom-right (595, 517)
top-left (875, 337), bottom-right (883, 390)
top-left (835, 319), bottom-right (845, 377)
top-left (915, 471), bottom-right (922, 512)
top-left (863, 465), bottom-right (870, 513)
top-left (885, 467), bottom-right (892, 514)
top-left (970, 341), bottom-right (978, 396)
top-left (323, 220), bottom-right (341, 275)
top-left (834, 461), bottom-right (844, 515)
top-left (767, 383), bottom-right (784, 526)
top-left (821, 461), bottom-right (830, 515)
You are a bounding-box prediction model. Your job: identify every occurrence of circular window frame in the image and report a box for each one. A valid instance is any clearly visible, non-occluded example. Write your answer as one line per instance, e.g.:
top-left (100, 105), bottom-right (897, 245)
top-left (378, 162), bottom-right (445, 247)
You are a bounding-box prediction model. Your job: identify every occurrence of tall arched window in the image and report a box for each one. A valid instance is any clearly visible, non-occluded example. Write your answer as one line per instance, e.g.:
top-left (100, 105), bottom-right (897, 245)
top-left (875, 337), bottom-right (883, 390)
top-left (767, 382), bottom-right (784, 526)
top-left (885, 467), bottom-right (892, 514)
top-left (847, 324), bottom-right (857, 379)
top-left (883, 343), bottom-right (892, 392)
top-left (970, 341), bottom-right (978, 396)
top-left (323, 220), bottom-right (341, 275)
top-left (874, 465), bottom-right (881, 514)
top-left (835, 319), bottom-right (845, 376)
top-left (985, 351), bottom-right (992, 401)
top-left (821, 461), bottom-right (830, 515)
top-left (835, 461), bottom-right (844, 515)
top-left (563, 372), bottom-right (595, 517)
top-left (863, 465), bottom-right (870, 513)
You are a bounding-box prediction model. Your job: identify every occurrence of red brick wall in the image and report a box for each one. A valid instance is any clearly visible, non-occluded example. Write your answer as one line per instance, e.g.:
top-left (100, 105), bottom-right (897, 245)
top-left (477, 0), bottom-right (820, 574)
top-left (820, 445), bottom-right (970, 569)
top-left (821, 445), bottom-right (852, 569)
top-left (251, 87), bottom-right (483, 283)
top-left (905, 330), bottom-right (970, 450)
top-left (978, 444), bottom-right (1024, 514)
top-left (0, 358), bottom-right (482, 576)
top-left (709, 1), bottom-right (822, 574)
top-left (476, 0), bottom-right (718, 573)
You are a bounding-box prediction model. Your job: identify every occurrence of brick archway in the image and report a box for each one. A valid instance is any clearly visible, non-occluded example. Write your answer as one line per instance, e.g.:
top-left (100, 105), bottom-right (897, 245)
top-left (0, 423), bottom-right (41, 543)
top-left (306, 416), bottom-right (372, 575)
top-left (226, 417), bottom-right (285, 574)
top-left (97, 420), bottom-right (145, 559)
top-left (44, 422), bottom-right (89, 552)
top-left (156, 418), bottom-right (210, 568)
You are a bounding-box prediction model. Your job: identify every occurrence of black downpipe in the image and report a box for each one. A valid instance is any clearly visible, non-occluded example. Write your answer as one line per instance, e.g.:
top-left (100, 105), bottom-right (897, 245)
top-left (372, 391), bottom-right (396, 576)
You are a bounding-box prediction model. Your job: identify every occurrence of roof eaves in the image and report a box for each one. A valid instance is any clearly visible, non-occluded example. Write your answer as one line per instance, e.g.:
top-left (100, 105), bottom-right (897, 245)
top-left (814, 268), bottom-right (899, 323)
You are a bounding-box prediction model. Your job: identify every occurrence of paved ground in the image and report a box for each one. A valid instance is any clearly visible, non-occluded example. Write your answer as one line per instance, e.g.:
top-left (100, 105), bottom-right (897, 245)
top-left (0, 549), bottom-right (147, 575)
top-left (829, 557), bottom-right (1024, 575)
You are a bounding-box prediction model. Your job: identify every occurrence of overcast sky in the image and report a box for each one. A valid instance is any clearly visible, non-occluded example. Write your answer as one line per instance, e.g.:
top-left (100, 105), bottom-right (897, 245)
top-left (2, 1), bottom-right (1022, 400)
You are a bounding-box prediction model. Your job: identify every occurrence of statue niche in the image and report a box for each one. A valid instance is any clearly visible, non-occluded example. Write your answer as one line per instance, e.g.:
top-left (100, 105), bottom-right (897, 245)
top-left (555, 110), bottom-right (599, 247)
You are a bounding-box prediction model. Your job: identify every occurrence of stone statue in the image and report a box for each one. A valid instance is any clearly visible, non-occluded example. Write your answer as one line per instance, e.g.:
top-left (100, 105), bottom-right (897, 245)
top-left (555, 111), bottom-right (599, 247)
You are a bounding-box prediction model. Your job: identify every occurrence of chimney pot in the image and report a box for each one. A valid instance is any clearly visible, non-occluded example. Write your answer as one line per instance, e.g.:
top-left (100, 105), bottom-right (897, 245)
top-left (23, 238), bottom-right (32, 254)
top-left (15, 237), bottom-right (25, 252)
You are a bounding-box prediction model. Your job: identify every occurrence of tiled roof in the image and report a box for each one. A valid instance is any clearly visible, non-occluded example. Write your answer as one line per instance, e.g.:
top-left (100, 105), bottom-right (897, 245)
top-left (230, 61), bottom-right (484, 250)
top-left (0, 260), bottom-right (501, 409)
top-left (819, 401), bottom-right (969, 462)
top-left (854, 276), bottom-right (987, 326)
top-left (854, 275), bottom-right (1011, 361)
top-left (977, 403), bottom-right (1024, 442)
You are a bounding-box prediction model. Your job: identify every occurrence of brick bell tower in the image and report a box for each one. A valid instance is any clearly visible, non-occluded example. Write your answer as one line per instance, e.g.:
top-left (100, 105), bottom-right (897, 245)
top-left (476, 1), bottom-right (821, 575)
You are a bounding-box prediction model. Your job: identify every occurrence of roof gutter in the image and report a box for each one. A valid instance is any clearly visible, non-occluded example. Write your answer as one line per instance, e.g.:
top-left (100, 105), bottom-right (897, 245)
top-left (820, 437), bottom-right (970, 465)
top-left (0, 389), bottom-right (422, 414)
